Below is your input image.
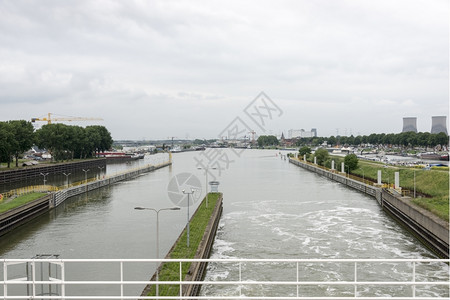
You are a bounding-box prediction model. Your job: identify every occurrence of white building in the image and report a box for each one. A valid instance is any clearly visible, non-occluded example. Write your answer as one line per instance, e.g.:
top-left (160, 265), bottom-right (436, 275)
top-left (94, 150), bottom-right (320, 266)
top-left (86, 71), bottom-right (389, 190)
top-left (288, 128), bottom-right (317, 138)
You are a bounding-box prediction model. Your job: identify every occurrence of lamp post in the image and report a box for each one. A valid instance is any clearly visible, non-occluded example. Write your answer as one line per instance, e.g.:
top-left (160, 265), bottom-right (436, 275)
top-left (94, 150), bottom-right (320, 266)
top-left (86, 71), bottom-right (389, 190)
top-left (358, 168), bottom-right (365, 183)
top-left (40, 173), bottom-right (49, 189)
top-left (384, 170), bottom-right (390, 188)
top-left (182, 189), bottom-right (195, 247)
top-left (197, 167), bottom-right (216, 208)
top-left (98, 166), bottom-right (105, 179)
top-left (358, 168), bottom-right (365, 193)
top-left (62, 172), bottom-right (71, 188)
top-left (82, 169), bottom-right (89, 184)
top-left (134, 206), bottom-right (180, 297)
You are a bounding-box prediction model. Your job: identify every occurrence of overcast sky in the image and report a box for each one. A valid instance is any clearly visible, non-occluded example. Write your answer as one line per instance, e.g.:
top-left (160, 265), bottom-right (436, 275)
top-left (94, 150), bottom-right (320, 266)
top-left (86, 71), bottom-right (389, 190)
top-left (0, 0), bottom-right (448, 140)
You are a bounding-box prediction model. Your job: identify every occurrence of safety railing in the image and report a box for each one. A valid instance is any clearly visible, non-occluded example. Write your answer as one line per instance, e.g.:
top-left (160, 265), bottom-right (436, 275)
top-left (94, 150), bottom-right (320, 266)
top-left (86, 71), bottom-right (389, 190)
top-left (1, 258), bottom-right (449, 299)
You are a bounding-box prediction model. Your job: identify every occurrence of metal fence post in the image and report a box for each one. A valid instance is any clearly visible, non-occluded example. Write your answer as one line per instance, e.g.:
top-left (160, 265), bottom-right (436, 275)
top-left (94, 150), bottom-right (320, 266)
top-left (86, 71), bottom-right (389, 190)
top-left (412, 262), bottom-right (416, 298)
top-left (239, 262), bottom-right (242, 297)
top-left (180, 261), bottom-right (183, 299)
top-left (354, 261), bottom-right (358, 297)
top-left (296, 262), bottom-right (299, 297)
top-left (120, 261), bottom-right (124, 300)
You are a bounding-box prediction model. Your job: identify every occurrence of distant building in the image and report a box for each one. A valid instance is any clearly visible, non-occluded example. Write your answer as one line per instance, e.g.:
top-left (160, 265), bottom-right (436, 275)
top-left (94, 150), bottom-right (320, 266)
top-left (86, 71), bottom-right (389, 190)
top-left (431, 116), bottom-right (448, 134)
top-left (288, 128), bottom-right (317, 138)
top-left (402, 117), bottom-right (417, 133)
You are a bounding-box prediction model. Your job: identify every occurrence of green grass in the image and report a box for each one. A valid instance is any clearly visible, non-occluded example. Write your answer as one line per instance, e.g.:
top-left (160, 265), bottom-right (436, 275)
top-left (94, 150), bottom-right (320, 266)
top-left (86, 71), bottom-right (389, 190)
top-left (146, 193), bottom-right (221, 296)
top-left (0, 192), bottom-right (46, 213)
top-left (350, 161), bottom-right (449, 221)
top-left (295, 156), bottom-right (449, 221)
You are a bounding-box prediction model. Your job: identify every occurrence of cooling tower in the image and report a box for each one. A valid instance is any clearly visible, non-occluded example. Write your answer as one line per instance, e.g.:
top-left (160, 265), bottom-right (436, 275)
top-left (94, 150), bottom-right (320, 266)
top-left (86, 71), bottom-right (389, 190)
top-left (402, 117), bottom-right (417, 133)
top-left (431, 116), bottom-right (448, 134)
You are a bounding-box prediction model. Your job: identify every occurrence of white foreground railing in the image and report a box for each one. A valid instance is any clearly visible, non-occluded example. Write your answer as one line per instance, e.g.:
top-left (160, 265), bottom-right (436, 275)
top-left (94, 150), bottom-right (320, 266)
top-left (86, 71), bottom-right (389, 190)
top-left (1, 258), bottom-right (449, 299)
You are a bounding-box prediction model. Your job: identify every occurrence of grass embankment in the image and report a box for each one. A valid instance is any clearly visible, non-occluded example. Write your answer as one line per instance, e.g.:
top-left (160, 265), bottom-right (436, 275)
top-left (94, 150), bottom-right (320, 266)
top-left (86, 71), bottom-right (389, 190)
top-left (146, 192), bottom-right (221, 297)
top-left (351, 161), bottom-right (449, 221)
top-left (0, 192), bottom-right (46, 214)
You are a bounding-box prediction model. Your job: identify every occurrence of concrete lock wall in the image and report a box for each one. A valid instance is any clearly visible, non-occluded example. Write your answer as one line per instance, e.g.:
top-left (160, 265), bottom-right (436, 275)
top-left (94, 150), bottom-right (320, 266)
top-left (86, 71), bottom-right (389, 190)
top-left (1, 162), bottom-right (172, 237)
top-left (0, 194), bottom-right (52, 237)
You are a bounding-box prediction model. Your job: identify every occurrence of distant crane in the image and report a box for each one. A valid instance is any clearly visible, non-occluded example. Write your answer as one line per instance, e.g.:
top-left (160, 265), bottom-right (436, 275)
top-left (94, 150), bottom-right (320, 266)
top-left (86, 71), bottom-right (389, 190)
top-left (31, 113), bottom-right (103, 124)
top-left (167, 137), bottom-right (178, 148)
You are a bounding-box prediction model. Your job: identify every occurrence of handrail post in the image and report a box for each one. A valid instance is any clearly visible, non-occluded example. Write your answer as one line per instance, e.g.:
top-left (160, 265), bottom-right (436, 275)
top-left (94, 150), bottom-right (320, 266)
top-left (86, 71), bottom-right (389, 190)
top-left (296, 261), bottom-right (299, 297)
top-left (32, 260), bottom-right (36, 298)
top-left (4, 260), bottom-right (7, 298)
top-left (354, 261), bottom-right (357, 297)
top-left (180, 261), bottom-right (183, 298)
top-left (61, 261), bottom-right (65, 300)
top-left (239, 262), bottom-right (242, 296)
top-left (412, 261), bottom-right (416, 298)
top-left (120, 261), bottom-right (124, 300)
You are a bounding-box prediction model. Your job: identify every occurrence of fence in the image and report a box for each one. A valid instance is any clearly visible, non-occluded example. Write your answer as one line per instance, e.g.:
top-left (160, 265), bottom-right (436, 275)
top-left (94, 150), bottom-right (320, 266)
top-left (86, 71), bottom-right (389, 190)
top-left (1, 258), bottom-right (449, 299)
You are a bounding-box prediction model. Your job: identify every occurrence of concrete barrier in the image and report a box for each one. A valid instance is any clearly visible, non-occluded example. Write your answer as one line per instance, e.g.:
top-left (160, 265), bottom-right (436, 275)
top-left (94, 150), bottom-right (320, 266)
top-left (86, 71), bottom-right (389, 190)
top-left (0, 194), bottom-right (52, 237)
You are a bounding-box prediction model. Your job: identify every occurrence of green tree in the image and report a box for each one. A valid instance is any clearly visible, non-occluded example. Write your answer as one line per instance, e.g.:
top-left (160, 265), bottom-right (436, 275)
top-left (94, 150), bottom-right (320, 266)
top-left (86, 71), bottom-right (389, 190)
top-left (314, 148), bottom-right (329, 166)
top-left (0, 122), bottom-right (14, 167)
top-left (344, 154), bottom-right (358, 171)
top-left (327, 136), bottom-right (337, 146)
top-left (35, 124), bottom-right (69, 161)
top-left (435, 132), bottom-right (449, 147)
top-left (7, 120), bottom-right (35, 167)
top-left (299, 146), bottom-right (311, 157)
top-left (257, 135), bottom-right (279, 147)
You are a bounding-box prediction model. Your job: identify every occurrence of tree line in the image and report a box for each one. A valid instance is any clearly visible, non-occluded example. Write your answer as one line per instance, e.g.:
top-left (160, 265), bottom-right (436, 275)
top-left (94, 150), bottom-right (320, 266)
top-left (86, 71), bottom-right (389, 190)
top-left (0, 121), bottom-right (113, 168)
top-left (295, 131), bottom-right (448, 148)
top-left (257, 135), bottom-right (279, 147)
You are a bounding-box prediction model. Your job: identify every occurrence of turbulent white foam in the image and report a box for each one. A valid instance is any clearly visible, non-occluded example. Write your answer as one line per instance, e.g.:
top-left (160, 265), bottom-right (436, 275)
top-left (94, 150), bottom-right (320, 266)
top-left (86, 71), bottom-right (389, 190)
top-left (211, 237), bottom-right (235, 259)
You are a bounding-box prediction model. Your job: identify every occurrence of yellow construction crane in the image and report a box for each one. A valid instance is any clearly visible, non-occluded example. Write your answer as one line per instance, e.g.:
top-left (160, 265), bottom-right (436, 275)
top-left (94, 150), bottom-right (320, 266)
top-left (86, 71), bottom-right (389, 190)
top-left (31, 113), bottom-right (103, 124)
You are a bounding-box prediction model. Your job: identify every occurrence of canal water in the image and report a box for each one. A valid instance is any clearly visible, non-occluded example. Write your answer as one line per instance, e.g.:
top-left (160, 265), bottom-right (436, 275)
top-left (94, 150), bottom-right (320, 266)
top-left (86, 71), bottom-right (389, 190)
top-left (0, 149), bottom-right (448, 298)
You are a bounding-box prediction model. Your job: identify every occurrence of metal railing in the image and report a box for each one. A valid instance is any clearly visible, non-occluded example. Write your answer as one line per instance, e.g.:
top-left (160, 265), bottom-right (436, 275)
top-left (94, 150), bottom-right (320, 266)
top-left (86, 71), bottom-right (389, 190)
top-left (1, 258), bottom-right (449, 299)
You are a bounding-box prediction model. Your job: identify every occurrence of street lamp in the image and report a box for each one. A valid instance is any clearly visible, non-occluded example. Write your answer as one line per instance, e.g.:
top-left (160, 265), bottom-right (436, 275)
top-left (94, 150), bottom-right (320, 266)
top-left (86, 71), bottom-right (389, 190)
top-left (358, 168), bottom-right (365, 193)
top-left (197, 166), bottom-right (216, 208)
top-left (40, 172), bottom-right (49, 187)
top-left (134, 206), bottom-right (180, 297)
top-left (98, 166), bottom-right (105, 179)
top-left (384, 170), bottom-right (390, 188)
top-left (62, 172), bottom-right (71, 188)
top-left (182, 189), bottom-right (195, 247)
top-left (82, 169), bottom-right (89, 184)
top-left (358, 168), bottom-right (365, 183)
top-left (345, 165), bottom-right (350, 178)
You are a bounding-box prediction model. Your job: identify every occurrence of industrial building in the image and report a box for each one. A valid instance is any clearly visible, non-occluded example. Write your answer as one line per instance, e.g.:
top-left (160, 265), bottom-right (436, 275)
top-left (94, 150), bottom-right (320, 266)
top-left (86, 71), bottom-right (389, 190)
top-left (431, 116), bottom-right (448, 134)
top-left (288, 128), bottom-right (317, 138)
top-left (402, 116), bottom-right (448, 134)
top-left (402, 117), bottom-right (417, 133)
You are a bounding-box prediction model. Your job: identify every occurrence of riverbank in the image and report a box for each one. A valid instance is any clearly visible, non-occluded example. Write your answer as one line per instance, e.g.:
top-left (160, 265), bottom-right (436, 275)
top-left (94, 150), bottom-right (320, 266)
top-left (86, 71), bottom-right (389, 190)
top-left (140, 192), bottom-right (223, 298)
top-left (289, 157), bottom-right (449, 258)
